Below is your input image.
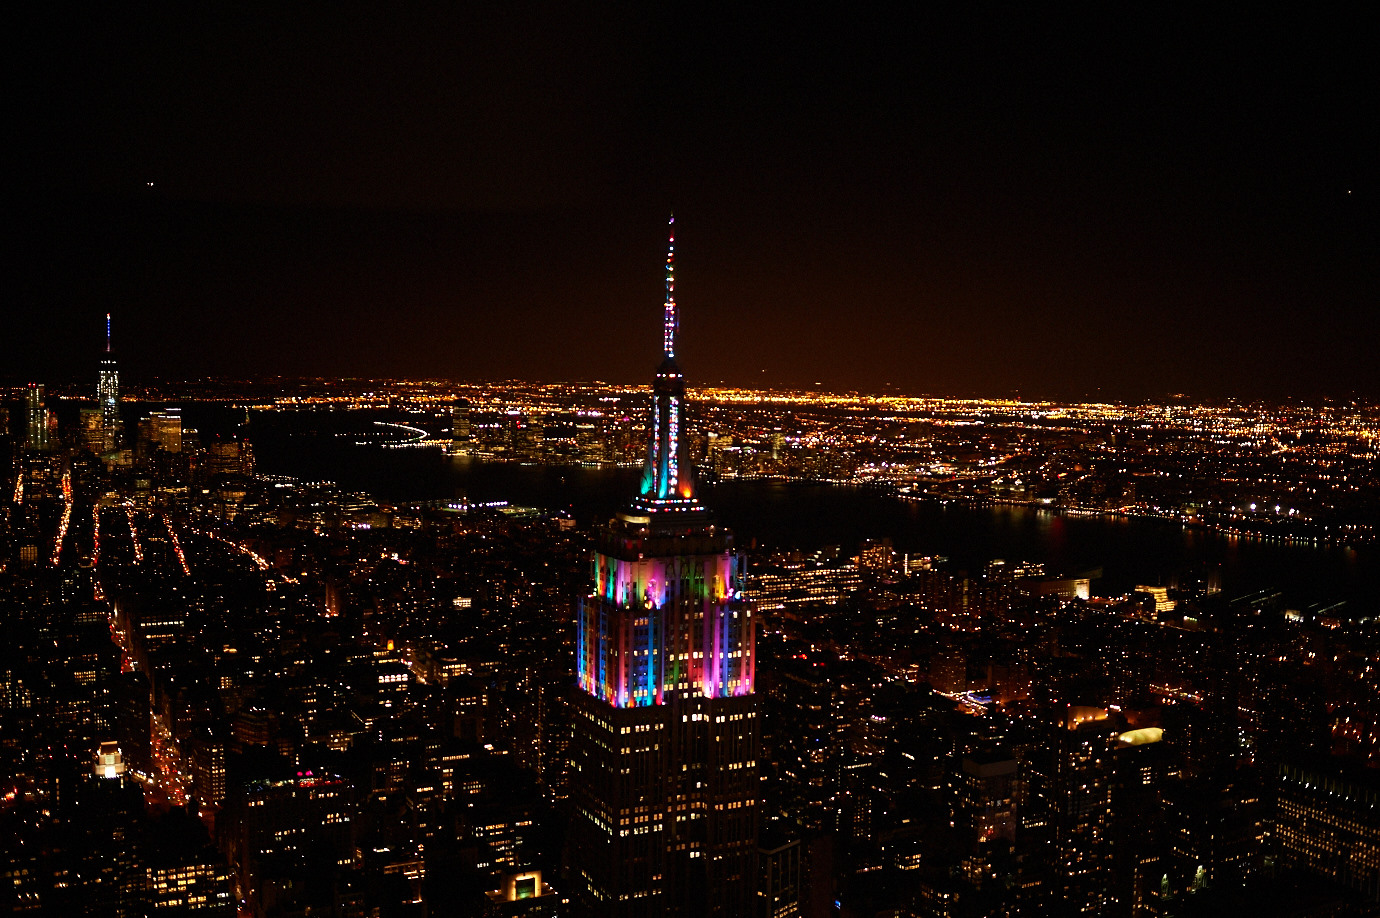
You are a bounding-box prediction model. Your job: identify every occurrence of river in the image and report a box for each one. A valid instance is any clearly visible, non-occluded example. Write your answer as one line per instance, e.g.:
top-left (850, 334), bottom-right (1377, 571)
top-left (186, 405), bottom-right (1379, 611)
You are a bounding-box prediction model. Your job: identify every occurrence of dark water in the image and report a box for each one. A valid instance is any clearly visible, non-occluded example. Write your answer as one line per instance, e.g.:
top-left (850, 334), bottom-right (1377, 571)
top-left (195, 406), bottom-right (1378, 611)
top-left (706, 479), bottom-right (1376, 609)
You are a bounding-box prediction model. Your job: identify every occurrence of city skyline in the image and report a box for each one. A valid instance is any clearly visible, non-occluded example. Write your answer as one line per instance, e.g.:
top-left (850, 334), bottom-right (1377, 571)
top-left (8, 8), bottom-right (1376, 401)
top-left (4, 177), bottom-right (1379, 914)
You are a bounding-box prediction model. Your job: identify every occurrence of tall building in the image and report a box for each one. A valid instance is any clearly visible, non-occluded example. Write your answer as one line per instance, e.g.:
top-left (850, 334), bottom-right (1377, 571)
top-left (98, 313), bottom-right (120, 450)
top-left (1017, 707), bottom-right (1116, 916)
top-left (80, 407), bottom-right (107, 453)
top-left (451, 399), bottom-right (474, 454)
top-left (1162, 771), bottom-right (1265, 900)
top-left (756, 827), bottom-right (803, 918)
top-left (148, 408), bottom-right (183, 453)
top-left (1108, 729), bottom-right (1171, 916)
top-left (205, 438), bottom-right (254, 477)
top-left (956, 750), bottom-right (1018, 865)
top-left (569, 217), bottom-right (760, 916)
top-left (1273, 760), bottom-right (1380, 904)
top-left (25, 383), bottom-right (48, 451)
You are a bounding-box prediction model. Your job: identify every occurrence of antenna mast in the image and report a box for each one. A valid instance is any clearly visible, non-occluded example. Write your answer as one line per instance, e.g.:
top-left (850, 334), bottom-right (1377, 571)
top-left (663, 215), bottom-right (677, 359)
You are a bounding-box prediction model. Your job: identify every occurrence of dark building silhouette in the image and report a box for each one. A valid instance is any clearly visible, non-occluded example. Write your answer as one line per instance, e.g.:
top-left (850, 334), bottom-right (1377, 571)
top-left (1273, 760), bottom-right (1380, 904)
top-left (1017, 707), bottom-right (1116, 916)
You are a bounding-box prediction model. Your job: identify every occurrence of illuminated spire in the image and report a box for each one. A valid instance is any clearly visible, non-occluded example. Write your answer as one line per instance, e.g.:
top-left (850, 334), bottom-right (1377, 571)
top-left (98, 313), bottom-right (120, 450)
top-left (663, 214), bottom-right (676, 359)
top-left (637, 215), bottom-right (700, 508)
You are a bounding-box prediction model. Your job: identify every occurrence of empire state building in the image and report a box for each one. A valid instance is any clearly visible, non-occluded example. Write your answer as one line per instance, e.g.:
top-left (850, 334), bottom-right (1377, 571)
top-left (569, 218), bottom-right (759, 916)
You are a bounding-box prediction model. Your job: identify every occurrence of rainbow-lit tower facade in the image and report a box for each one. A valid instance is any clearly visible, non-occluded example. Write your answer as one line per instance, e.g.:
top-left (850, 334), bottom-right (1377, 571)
top-left (97, 313), bottom-right (120, 451)
top-left (570, 218), bottom-right (759, 917)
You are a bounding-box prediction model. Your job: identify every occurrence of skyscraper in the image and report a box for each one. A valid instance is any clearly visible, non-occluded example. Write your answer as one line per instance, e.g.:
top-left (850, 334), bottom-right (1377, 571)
top-left (1018, 707), bottom-right (1117, 916)
top-left (98, 313), bottom-right (120, 451)
top-left (569, 218), bottom-right (759, 916)
top-left (80, 408), bottom-right (107, 453)
top-left (451, 399), bottom-right (474, 455)
top-left (148, 409), bottom-right (182, 454)
top-left (25, 383), bottom-right (49, 451)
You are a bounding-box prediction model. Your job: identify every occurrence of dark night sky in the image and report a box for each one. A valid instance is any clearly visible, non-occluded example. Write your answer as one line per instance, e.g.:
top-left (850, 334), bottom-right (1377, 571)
top-left (7, 6), bottom-right (1377, 400)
